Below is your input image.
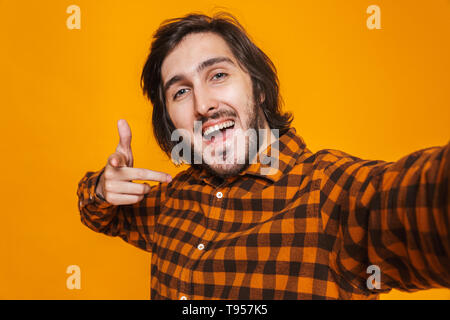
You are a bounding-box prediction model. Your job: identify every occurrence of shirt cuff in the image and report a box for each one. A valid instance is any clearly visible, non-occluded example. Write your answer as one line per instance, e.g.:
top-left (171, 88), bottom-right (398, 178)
top-left (79, 167), bottom-right (113, 210)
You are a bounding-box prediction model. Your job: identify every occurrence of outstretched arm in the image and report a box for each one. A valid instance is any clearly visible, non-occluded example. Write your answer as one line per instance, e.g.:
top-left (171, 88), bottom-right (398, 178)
top-left (319, 141), bottom-right (449, 294)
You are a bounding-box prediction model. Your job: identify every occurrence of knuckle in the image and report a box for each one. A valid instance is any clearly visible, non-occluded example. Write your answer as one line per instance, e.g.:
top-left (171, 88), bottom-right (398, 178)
top-left (107, 154), bottom-right (116, 164)
top-left (104, 169), bottom-right (114, 180)
top-left (104, 180), bottom-right (114, 192)
top-left (104, 193), bottom-right (113, 203)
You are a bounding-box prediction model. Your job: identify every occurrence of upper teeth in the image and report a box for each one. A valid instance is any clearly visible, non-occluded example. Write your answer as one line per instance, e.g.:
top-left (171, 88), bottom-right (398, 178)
top-left (203, 120), bottom-right (235, 137)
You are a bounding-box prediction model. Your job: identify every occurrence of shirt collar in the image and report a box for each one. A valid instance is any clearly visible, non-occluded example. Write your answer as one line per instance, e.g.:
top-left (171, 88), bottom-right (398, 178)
top-left (195, 127), bottom-right (309, 185)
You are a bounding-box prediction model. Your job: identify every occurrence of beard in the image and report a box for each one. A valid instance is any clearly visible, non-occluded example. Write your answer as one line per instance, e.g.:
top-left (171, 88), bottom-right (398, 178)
top-left (192, 102), bottom-right (266, 179)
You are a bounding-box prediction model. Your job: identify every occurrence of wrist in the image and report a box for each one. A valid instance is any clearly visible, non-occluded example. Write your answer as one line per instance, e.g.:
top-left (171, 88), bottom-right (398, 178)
top-left (94, 172), bottom-right (107, 201)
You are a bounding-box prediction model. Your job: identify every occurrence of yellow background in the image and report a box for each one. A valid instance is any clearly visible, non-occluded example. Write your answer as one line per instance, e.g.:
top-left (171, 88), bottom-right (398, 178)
top-left (0, 0), bottom-right (449, 299)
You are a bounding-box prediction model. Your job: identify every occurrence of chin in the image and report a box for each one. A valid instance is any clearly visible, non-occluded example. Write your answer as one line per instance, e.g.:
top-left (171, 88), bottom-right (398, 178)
top-left (204, 162), bottom-right (249, 179)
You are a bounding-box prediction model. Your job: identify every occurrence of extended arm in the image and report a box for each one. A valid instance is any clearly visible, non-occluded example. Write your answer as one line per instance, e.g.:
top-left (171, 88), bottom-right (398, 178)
top-left (319, 141), bottom-right (449, 294)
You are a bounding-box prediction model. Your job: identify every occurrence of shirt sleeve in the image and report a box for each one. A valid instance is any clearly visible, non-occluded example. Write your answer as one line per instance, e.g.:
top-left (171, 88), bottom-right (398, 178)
top-left (318, 141), bottom-right (450, 294)
top-left (76, 167), bottom-right (166, 252)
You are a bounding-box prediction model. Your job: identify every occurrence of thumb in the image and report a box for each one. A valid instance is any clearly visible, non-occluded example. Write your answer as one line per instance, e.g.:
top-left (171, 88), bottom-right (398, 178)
top-left (108, 151), bottom-right (129, 168)
top-left (117, 119), bottom-right (132, 151)
top-left (115, 119), bottom-right (134, 167)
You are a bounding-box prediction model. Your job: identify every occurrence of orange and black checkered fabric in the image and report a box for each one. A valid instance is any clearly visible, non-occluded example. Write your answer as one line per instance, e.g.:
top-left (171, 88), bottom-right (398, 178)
top-left (77, 128), bottom-right (450, 299)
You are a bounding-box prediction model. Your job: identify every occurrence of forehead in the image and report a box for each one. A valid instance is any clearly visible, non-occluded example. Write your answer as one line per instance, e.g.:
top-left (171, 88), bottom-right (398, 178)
top-left (161, 32), bottom-right (237, 82)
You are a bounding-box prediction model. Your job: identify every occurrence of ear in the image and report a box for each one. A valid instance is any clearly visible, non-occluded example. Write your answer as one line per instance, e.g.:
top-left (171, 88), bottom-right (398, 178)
top-left (255, 82), bottom-right (265, 104)
top-left (259, 92), bottom-right (265, 104)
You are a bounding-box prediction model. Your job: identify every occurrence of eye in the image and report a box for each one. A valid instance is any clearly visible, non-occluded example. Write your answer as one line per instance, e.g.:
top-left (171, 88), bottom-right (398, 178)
top-left (212, 72), bottom-right (227, 80)
top-left (173, 88), bottom-right (189, 100)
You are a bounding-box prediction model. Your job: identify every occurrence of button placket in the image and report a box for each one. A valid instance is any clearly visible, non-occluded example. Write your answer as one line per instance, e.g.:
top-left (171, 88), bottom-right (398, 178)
top-left (181, 185), bottom-right (225, 299)
top-left (207, 187), bottom-right (226, 229)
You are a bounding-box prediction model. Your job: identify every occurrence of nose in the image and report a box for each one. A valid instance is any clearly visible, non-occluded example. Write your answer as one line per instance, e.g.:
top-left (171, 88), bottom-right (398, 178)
top-left (193, 84), bottom-right (218, 117)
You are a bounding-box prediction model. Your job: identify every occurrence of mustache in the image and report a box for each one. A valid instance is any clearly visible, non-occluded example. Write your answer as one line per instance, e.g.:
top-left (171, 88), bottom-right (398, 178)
top-left (197, 110), bottom-right (237, 125)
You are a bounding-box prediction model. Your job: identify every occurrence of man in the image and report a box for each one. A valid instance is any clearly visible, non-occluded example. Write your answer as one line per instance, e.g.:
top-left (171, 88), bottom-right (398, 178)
top-left (77, 12), bottom-right (449, 299)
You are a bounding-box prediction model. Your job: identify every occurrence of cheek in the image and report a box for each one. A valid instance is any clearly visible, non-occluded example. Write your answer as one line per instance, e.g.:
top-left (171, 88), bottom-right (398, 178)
top-left (168, 112), bottom-right (181, 128)
top-left (217, 81), bottom-right (253, 113)
top-left (167, 105), bottom-right (193, 130)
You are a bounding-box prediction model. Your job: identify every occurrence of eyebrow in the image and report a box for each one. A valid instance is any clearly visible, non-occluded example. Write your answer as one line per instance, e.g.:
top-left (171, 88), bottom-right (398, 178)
top-left (163, 56), bottom-right (235, 94)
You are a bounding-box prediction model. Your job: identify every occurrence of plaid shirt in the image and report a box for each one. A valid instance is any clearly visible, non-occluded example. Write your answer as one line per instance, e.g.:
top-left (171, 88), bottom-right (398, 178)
top-left (77, 128), bottom-right (450, 299)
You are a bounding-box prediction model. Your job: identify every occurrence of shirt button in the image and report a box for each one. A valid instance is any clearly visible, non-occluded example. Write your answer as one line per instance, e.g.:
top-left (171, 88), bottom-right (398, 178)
top-left (216, 191), bottom-right (223, 199)
top-left (197, 243), bottom-right (205, 251)
top-left (180, 296), bottom-right (187, 300)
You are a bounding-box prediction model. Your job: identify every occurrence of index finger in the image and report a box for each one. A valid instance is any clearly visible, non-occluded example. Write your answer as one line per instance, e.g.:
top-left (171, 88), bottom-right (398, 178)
top-left (118, 167), bottom-right (172, 183)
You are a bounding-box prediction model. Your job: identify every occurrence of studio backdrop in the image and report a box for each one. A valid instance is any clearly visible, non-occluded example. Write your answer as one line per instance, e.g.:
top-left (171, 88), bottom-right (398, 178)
top-left (0, 0), bottom-right (449, 299)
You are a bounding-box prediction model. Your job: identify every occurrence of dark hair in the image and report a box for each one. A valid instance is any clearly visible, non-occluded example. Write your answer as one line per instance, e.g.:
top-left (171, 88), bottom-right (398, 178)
top-left (140, 12), bottom-right (293, 157)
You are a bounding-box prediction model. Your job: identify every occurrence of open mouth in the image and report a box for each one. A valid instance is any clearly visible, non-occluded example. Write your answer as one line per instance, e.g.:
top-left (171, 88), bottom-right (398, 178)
top-left (202, 120), bottom-right (235, 142)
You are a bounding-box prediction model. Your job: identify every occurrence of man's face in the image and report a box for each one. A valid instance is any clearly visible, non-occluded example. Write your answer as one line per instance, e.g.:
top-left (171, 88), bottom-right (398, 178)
top-left (161, 32), bottom-right (268, 177)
